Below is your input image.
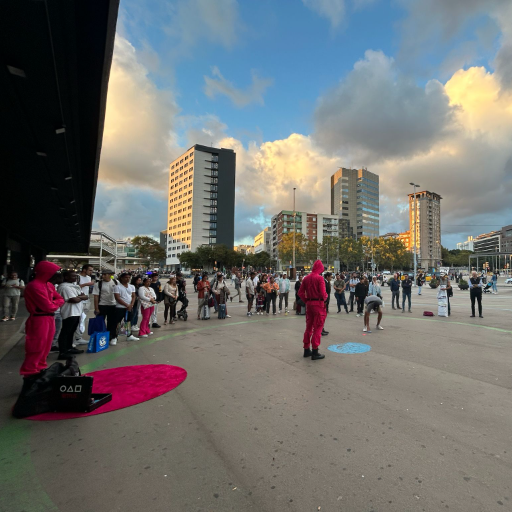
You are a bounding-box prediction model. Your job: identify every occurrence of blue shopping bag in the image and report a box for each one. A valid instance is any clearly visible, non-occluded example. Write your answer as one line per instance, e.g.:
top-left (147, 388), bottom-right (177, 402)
top-left (88, 315), bottom-right (107, 335)
top-left (87, 331), bottom-right (110, 353)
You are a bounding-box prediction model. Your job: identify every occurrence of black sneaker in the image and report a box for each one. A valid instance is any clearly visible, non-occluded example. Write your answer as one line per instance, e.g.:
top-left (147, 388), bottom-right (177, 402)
top-left (152, 323), bottom-right (162, 328)
top-left (303, 348), bottom-right (312, 358)
top-left (50, 346), bottom-right (59, 353)
top-left (66, 348), bottom-right (84, 355)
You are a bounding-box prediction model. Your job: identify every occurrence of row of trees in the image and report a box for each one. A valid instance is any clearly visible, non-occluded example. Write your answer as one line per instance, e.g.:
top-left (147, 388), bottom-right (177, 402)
top-left (441, 247), bottom-right (474, 267)
top-left (179, 245), bottom-right (274, 271)
top-left (277, 233), bottom-right (412, 271)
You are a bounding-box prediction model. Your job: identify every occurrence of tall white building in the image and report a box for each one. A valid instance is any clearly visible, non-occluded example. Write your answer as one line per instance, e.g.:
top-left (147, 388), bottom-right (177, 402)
top-left (164, 144), bottom-right (236, 269)
top-left (254, 227), bottom-right (271, 254)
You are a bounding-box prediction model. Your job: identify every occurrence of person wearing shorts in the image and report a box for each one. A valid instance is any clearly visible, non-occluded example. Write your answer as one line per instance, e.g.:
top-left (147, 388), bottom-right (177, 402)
top-left (363, 295), bottom-right (384, 333)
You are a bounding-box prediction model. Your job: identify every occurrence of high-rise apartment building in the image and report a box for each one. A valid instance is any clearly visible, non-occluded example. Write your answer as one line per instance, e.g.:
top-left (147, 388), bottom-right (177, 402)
top-left (271, 211), bottom-right (339, 266)
top-left (164, 144), bottom-right (236, 268)
top-left (331, 167), bottom-right (379, 239)
top-left (254, 227), bottom-right (271, 254)
top-left (409, 191), bottom-right (441, 270)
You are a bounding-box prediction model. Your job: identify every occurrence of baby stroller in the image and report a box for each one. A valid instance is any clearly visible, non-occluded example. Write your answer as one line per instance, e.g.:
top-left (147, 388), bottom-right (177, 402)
top-left (483, 281), bottom-right (493, 294)
top-left (176, 294), bottom-right (189, 320)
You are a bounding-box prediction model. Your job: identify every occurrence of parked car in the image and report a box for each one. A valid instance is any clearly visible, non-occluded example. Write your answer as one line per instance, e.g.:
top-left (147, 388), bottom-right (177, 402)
top-left (505, 278), bottom-right (512, 284)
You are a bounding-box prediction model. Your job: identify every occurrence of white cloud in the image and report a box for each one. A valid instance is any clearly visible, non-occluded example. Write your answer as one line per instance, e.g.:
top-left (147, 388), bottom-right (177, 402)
top-left (302, 0), bottom-right (345, 28)
top-left (313, 50), bottom-right (455, 162)
top-left (204, 67), bottom-right (273, 107)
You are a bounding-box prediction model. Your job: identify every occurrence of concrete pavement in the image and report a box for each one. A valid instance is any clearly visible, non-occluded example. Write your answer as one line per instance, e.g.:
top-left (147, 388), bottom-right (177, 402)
top-left (1, 284), bottom-right (511, 511)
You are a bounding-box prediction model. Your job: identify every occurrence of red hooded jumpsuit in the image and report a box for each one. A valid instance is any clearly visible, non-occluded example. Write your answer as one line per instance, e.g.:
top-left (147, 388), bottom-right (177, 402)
top-left (298, 260), bottom-right (327, 350)
top-left (20, 261), bottom-right (64, 376)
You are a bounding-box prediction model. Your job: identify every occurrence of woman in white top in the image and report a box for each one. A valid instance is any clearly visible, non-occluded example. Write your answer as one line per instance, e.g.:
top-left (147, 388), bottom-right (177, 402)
top-left (163, 277), bottom-right (178, 325)
top-left (369, 276), bottom-right (382, 299)
top-left (138, 277), bottom-right (157, 337)
top-left (1, 271), bottom-right (25, 321)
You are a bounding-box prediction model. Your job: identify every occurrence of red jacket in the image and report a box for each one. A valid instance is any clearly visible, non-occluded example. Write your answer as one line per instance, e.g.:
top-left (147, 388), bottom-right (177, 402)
top-left (24, 261), bottom-right (64, 315)
top-left (298, 260), bottom-right (327, 303)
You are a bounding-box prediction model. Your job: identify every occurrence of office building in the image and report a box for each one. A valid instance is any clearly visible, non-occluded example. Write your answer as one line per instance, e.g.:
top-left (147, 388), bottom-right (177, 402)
top-left (381, 231), bottom-right (412, 251)
top-left (456, 236), bottom-right (474, 252)
top-left (164, 144), bottom-right (236, 268)
top-left (409, 191), bottom-right (441, 270)
top-left (271, 210), bottom-right (339, 265)
top-left (234, 245), bottom-right (254, 255)
top-left (331, 167), bottom-right (380, 239)
top-left (473, 231), bottom-right (501, 253)
top-left (254, 227), bottom-right (271, 254)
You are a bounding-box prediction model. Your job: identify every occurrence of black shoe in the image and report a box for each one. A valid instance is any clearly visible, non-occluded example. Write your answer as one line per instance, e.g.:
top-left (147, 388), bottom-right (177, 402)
top-left (346, 310), bottom-right (349, 314)
top-left (321, 331), bottom-right (328, 336)
top-left (152, 323), bottom-right (161, 328)
top-left (470, 315), bottom-right (475, 318)
top-left (392, 307), bottom-right (396, 310)
top-left (311, 349), bottom-right (325, 360)
top-left (50, 346), bottom-right (59, 352)
top-left (303, 348), bottom-right (312, 357)
top-left (66, 347), bottom-right (84, 355)
top-left (479, 315), bottom-right (484, 318)
top-left (322, 329), bottom-right (329, 334)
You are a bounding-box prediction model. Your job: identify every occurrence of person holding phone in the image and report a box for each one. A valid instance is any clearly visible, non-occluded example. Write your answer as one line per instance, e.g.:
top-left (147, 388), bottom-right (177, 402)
top-left (74, 264), bottom-right (95, 345)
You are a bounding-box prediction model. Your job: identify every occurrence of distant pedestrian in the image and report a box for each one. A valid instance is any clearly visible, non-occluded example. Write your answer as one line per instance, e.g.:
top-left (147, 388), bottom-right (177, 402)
top-left (263, 276), bottom-right (279, 315)
top-left (1, 271), bottom-right (25, 321)
top-left (246, 271), bottom-right (255, 316)
top-left (278, 273), bottom-right (290, 314)
top-left (113, 272), bottom-right (139, 343)
top-left (439, 273), bottom-right (452, 316)
top-left (130, 275), bottom-right (142, 330)
top-left (163, 276), bottom-right (178, 324)
top-left (491, 273), bottom-right (498, 294)
top-left (469, 271), bottom-right (483, 318)
top-left (349, 273), bottom-right (359, 312)
top-left (390, 273), bottom-right (400, 310)
top-left (333, 273), bottom-right (349, 314)
top-left (92, 271), bottom-right (119, 345)
top-left (402, 274), bottom-right (412, 313)
top-left (150, 273), bottom-right (162, 328)
top-left (416, 272), bottom-right (424, 295)
top-left (138, 277), bottom-right (157, 337)
top-left (196, 274), bottom-right (210, 320)
top-left (213, 274), bottom-right (231, 318)
top-left (363, 295), bottom-right (384, 333)
top-left (369, 276), bottom-right (382, 299)
top-left (323, 272), bottom-right (332, 314)
top-left (354, 277), bottom-right (368, 317)
top-left (230, 272), bottom-right (244, 303)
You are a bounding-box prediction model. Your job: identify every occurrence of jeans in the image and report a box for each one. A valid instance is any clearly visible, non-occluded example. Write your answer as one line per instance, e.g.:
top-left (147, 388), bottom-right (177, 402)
top-left (279, 292), bottom-right (289, 311)
top-left (417, 286), bottom-right (422, 295)
top-left (2, 295), bottom-right (20, 318)
top-left (334, 292), bottom-right (348, 312)
top-left (150, 303), bottom-right (159, 324)
top-left (115, 308), bottom-right (132, 337)
top-left (131, 299), bottom-right (140, 326)
top-left (391, 290), bottom-right (400, 309)
top-left (52, 311), bottom-right (62, 347)
top-left (349, 291), bottom-right (356, 311)
top-left (356, 296), bottom-right (364, 314)
top-left (98, 304), bottom-right (118, 342)
top-left (402, 291), bottom-right (411, 311)
top-left (165, 301), bottom-right (177, 321)
top-left (266, 293), bottom-right (277, 314)
top-left (58, 316), bottom-right (80, 355)
top-left (492, 281), bottom-right (497, 292)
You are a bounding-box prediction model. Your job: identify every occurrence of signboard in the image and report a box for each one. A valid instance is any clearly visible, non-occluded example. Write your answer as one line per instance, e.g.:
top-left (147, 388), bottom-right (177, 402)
top-left (440, 266), bottom-right (450, 275)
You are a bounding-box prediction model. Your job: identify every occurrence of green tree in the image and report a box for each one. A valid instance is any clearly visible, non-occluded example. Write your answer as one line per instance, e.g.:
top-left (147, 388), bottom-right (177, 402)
top-left (318, 236), bottom-right (339, 268)
top-left (179, 251), bottom-right (203, 269)
top-left (131, 236), bottom-right (166, 268)
top-left (277, 233), bottom-right (307, 264)
top-left (339, 237), bottom-right (363, 270)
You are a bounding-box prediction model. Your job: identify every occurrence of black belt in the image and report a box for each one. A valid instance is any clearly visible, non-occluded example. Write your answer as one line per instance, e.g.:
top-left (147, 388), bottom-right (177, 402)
top-left (32, 313), bottom-right (55, 317)
top-left (307, 298), bottom-right (324, 301)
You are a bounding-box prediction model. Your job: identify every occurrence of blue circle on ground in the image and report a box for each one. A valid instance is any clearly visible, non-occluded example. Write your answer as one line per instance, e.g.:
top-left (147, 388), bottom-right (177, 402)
top-left (328, 343), bottom-right (371, 354)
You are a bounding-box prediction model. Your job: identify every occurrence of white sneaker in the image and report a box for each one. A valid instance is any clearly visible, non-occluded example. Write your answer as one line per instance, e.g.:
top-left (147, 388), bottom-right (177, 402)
top-left (127, 335), bottom-right (139, 341)
top-left (363, 327), bottom-right (367, 332)
top-left (377, 324), bottom-right (384, 330)
top-left (140, 334), bottom-right (148, 338)
top-left (75, 339), bottom-right (89, 345)
top-left (131, 326), bottom-right (139, 331)
top-left (226, 315), bottom-right (231, 318)
top-left (149, 331), bottom-right (154, 335)
top-left (278, 310), bottom-right (282, 314)
top-left (110, 338), bottom-right (118, 346)
top-left (356, 314), bottom-right (361, 318)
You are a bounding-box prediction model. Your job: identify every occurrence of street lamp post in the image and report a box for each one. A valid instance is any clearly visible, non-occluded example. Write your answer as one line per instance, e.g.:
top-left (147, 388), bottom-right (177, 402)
top-left (409, 182), bottom-right (420, 281)
top-left (292, 187), bottom-right (296, 279)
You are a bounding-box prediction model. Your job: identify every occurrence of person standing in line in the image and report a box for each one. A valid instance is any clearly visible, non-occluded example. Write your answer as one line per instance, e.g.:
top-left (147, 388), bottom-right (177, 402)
top-left (333, 273), bottom-right (349, 313)
top-left (57, 270), bottom-right (89, 359)
top-left (298, 260), bottom-right (327, 360)
top-left (416, 272), bottom-right (424, 295)
top-left (390, 273), bottom-right (401, 310)
top-left (278, 273), bottom-right (290, 314)
top-left (193, 273), bottom-right (201, 293)
top-left (92, 271), bottom-right (119, 345)
top-left (349, 273), bottom-right (359, 312)
top-left (213, 273), bottom-right (231, 318)
top-left (246, 271), bottom-right (255, 316)
top-left (354, 277), bottom-right (368, 317)
top-left (196, 274), bottom-right (210, 320)
top-left (163, 276), bottom-right (178, 324)
top-left (138, 277), bottom-right (157, 337)
top-left (74, 265), bottom-right (95, 345)
top-left (149, 273), bottom-right (162, 328)
top-left (491, 272), bottom-right (498, 294)
top-left (402, 274), bottom-right (413, 313)
top-left (439, 273), bottom-right (452, 316)
top-left (363, 295), bottom-right (384, 333)
top-left (113, 272), bottom-right (139, 343)
top-left (130, 275), bottom-right (142, 330)
top-left (1, 271), bottom-right (25, 321)
top-left (20, 261), bottom-right (64, 378)
top-left (469, 271), bottom-right (484, 318)
top-left (263, 275), bottom-right (279, 315)
top-left (230, 272), bottom-right (244, 303)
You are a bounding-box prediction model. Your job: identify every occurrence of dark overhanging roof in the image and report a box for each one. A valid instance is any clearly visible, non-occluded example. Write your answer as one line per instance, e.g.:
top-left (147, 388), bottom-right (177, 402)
top-left (0, 0), bottom-right (119, 253)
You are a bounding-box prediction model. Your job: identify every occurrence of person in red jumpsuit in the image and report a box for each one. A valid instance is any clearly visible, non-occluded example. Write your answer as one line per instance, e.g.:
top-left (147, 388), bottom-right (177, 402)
top-left (298, 260), bottom-right (327, 360)
top-left (20, 261), bottom-right (64, 377)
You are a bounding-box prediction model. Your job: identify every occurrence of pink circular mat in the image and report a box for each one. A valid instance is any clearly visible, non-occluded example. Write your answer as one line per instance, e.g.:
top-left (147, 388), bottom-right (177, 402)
top-left (26, 364), bottom-right (187, 421)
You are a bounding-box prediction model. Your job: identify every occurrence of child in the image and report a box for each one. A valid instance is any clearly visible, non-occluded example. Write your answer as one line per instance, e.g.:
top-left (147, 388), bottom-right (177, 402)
top-left (256, 291), bottom-right (265, 315)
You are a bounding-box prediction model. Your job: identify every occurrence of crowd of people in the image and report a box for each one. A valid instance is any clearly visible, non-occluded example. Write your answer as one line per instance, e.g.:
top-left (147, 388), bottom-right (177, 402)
top-left (13, 261), bottom-right (499, 384)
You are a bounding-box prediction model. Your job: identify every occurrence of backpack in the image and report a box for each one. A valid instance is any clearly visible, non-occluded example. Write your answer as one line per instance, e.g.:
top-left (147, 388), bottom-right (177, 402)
top-left (423, 311), bottom-right (434, 316)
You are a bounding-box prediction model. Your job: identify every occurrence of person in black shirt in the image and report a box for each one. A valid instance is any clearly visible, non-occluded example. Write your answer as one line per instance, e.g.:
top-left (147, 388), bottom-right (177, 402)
top-left (149, 273), bottom-right (162, 328)
top-left (402, 275), bottom-right (412, 312)
top-left (469, 271), bottom-right (483, 318)
top-left (354, 277), bottom-right (368, 316)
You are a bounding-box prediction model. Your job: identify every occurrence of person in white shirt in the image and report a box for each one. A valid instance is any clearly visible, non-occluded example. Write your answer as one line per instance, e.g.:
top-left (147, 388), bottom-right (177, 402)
top-left (92, 271), bottom-right (118, 344)
top-left (138, 277), bottom-right (157, 337)
top-left (113, 272), bottom-right (139, 344)
top-left (57, 271), bottom-right (89, 359)
top-left (74, 265), bottom-right (95, 345)
top-left (1, 271), bottom-right (25, 321)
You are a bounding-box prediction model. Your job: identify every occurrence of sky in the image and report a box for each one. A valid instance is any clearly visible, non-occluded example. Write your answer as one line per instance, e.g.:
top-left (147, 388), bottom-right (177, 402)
top-left (92, 0), bottom-right (512, 249)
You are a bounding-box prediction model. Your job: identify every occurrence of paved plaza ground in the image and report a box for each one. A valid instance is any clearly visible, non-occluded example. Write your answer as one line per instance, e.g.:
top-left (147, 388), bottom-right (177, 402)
top-left (0, 283), bottom-right (511, 512)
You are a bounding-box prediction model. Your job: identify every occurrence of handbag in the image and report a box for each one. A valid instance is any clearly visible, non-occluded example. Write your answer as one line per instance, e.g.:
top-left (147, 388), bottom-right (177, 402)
top-left (88, 315), bottom-right (107, 335)
top-left (87, 331), bottom-right (110, 353)
top-left (447, 287), bottom-right (453, 297)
